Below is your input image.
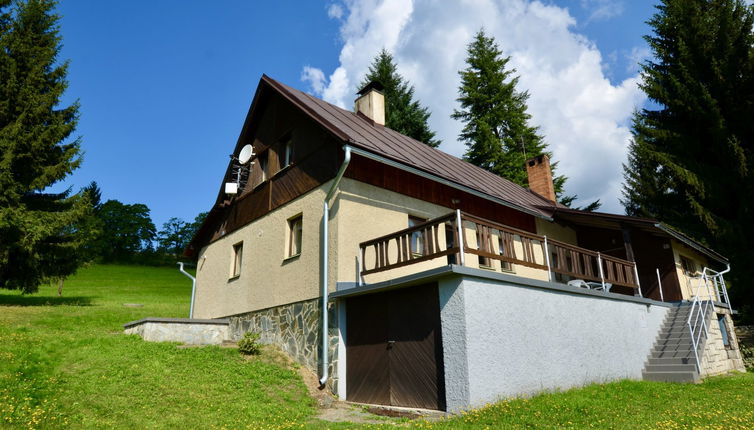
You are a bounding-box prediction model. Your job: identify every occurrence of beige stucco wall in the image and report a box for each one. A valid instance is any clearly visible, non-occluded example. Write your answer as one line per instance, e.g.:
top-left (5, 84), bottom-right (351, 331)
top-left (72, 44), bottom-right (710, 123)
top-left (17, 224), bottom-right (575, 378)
top-left (193, 182), bottom-right (338, 319)
top-left (535, 218), bottom-right (578, 245)
top-left (671, 240), bottom-right (714, 301)
top-left (335, 179), bottom-right (453, 285)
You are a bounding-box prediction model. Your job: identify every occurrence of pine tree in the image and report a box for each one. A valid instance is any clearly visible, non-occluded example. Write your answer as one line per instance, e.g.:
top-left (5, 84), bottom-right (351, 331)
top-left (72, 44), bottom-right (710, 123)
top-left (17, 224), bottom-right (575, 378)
top-left (360, 49), bottom-right (440, 147)
top-left (0, 0), bottom-right (89, 292)
top-left (452, 30), bottom-right (588, 207)
top-left (622, 0), bottom-right (754, 320)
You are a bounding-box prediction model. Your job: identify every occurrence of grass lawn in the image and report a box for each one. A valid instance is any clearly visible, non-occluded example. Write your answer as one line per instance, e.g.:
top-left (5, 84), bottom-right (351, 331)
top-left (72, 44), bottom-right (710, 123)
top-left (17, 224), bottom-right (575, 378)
top-left (1, 264), bottom-right (752, 429)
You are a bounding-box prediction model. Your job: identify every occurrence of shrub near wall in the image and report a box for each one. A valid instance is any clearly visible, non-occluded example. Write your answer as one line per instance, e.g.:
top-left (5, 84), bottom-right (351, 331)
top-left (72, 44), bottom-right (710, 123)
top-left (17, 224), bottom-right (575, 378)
top-left (737, 326), bottom-right (754, 371)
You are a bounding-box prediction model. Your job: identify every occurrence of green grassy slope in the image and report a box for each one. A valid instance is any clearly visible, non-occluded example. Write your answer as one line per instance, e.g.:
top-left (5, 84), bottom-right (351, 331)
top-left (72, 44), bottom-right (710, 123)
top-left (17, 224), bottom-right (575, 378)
top-left (0, 265), bottom-right (315, 429)
top-left (1, 264), bottom-right (752, 429)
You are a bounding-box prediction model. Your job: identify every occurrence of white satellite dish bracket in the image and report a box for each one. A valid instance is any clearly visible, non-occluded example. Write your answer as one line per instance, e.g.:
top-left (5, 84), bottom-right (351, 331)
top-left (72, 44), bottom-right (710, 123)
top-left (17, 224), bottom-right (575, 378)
top-left (225, 144), bottom-right (255, 195)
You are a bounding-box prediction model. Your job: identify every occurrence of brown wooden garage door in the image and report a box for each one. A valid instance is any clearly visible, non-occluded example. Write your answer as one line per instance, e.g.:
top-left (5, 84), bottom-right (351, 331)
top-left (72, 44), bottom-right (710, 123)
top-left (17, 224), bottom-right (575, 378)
top-left (346, 283), bottom-right (445, 410)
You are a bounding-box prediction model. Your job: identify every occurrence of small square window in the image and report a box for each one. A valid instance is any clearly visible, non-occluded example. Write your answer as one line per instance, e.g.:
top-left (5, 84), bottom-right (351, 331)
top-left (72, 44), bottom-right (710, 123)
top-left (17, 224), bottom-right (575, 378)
top-left (288, 215), bottom-right (303, 258)
top-left (680, 256), bottom-right (697, 276)
top-left (231, 242), bottom-right (243, 278)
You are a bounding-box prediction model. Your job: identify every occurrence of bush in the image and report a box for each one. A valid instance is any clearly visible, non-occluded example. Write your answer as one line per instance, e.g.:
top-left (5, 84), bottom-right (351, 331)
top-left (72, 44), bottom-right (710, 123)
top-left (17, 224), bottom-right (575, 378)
top-left (238, 332), bottom-right (262, 355)
top-left (740, 344), bottom-right (754, 372)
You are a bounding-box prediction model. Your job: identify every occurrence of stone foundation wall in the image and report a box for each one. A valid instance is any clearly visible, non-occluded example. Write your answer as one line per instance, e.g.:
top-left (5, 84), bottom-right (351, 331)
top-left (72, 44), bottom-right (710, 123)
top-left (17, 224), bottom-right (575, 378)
top-left (227, 299), bottom-right (340, 394)
top-left (700, 307), bottom-right (746, 377)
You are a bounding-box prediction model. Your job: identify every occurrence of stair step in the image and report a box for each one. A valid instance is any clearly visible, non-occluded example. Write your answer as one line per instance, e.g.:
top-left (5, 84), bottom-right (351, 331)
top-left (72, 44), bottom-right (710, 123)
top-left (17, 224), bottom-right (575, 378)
top-left (647, 357), bottom-right (695, 366)
top-left (644, 363), bottom-right (697, 373)
top-left (642, 371), bottom-right (700, 383)
top-left (652, 349), bottom-right (696, 359)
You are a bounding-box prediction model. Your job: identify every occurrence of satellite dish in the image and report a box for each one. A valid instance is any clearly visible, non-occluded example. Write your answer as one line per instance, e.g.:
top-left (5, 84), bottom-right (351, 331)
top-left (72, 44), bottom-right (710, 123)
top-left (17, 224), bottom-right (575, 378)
top-left (238, 144), bottom-right (253, 164)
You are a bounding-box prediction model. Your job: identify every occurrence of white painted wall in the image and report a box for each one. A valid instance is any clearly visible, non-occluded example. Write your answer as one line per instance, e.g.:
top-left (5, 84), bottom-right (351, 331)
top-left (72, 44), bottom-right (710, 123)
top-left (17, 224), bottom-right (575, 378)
top-left (439, 275), bottom-right (670, 412)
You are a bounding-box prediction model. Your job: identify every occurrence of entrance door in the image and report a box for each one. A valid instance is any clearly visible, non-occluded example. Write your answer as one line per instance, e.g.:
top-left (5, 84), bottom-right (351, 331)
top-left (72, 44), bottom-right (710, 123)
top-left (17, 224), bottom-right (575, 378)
top-left (346, 283), bottom-right (445, 410)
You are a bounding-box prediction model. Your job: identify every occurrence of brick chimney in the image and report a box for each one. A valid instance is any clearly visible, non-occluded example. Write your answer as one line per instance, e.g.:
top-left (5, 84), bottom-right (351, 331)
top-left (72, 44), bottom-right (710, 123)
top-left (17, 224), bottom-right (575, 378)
top-left (354, 81), bottom-right (385, 125)
top-left (526, 154), bottom-right (556, 202)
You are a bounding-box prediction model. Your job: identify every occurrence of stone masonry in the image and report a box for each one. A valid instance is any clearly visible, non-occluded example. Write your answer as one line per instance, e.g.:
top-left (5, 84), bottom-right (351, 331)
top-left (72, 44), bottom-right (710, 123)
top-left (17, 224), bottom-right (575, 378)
top-left (227, 299), bottom-right (341, 394)
top-left (700, 306), bottom-right (745, 376)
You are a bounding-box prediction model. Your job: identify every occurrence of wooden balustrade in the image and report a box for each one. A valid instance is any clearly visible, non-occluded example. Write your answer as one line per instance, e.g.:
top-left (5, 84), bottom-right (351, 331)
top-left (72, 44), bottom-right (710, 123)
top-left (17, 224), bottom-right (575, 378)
top-left (359, 213), bottom-right (459, 275)
top-left (358, 211), bottom-right (640, 290)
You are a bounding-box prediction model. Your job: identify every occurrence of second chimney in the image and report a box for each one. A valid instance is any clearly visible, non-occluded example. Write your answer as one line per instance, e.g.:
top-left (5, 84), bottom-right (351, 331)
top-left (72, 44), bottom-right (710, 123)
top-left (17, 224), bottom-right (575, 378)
top-left (354, 81), bottom-right (385, 126)
top-left (526, 154), bottom-right (556, 202)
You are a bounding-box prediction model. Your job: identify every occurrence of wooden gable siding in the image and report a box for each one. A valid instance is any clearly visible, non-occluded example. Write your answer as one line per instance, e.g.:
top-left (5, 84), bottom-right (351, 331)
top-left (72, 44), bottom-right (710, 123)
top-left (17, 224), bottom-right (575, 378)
top-left (188, 91), bottom-right (342, 253)
top-left (345, 154), bottom-right (537, 233)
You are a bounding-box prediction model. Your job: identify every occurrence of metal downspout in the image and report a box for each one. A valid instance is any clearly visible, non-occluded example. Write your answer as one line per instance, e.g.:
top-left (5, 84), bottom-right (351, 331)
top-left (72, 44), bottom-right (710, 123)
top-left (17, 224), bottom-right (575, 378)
top-left (320, 145), bottom-right (352, 386)
top-left (178, 262), bottom-right (197, 318)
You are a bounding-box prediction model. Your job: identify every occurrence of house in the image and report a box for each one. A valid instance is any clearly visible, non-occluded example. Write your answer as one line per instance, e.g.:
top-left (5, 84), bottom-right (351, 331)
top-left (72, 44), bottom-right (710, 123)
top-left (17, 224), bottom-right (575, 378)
top-left (186, 75), bottom-right (745, 412)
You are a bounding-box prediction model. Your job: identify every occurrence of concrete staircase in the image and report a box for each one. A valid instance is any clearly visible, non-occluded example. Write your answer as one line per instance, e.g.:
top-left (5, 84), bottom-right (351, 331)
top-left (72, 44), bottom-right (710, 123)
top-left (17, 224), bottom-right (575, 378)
top-left (642, 304), bottom-right (708, 383)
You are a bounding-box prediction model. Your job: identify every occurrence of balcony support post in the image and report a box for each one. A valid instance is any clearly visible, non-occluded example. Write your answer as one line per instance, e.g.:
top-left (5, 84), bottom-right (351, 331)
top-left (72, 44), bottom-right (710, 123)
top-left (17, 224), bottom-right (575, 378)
top-left (455, 209), bottom-right (465, 266)
top-left (543, 236), bottom-right (553, 282)
top-left (634, 263), bottom-right (643, 297)
top-left (597, 252), bottom-right (606, 290)
top-left (656, 268), bottom-right (664, 302)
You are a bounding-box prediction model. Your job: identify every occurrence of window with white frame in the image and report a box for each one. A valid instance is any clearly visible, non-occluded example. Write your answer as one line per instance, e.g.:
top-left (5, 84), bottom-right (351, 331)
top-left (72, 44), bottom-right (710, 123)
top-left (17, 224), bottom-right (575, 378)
top-left (231, 242), bottom-right (243, 278)
top-left (288, 215), bottom-right (303, 258)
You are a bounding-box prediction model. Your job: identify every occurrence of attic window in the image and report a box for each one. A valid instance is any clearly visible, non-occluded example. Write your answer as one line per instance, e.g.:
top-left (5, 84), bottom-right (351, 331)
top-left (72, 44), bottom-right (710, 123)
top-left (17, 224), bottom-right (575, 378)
top-left (259, 152), bottom-right (268, 182)
top-left (282, 139), bottom-right (294, 169)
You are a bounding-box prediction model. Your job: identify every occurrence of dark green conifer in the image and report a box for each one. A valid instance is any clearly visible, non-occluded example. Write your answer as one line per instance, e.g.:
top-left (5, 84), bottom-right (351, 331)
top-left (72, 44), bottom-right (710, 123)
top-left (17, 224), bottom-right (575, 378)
top-left (622, 0), bottom-right (754, 320)
top-left (0, 0), bottom-right (89, 292)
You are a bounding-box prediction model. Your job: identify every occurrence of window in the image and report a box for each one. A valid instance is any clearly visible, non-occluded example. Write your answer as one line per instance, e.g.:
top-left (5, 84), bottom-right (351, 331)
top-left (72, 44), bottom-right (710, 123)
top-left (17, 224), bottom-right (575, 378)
top-left (288, 215), bottom-right (303, 258)
top-left (408, 216), bottom-right (426, 257)
top-left (718, 314), bottom-right (731, 348)
top-left (282, 139), bottom-right (294, 169)
top-left (680, 256), bottom-right (697, 276)
top-left (497, 231), bottom-right (513, 272)
top-left (259, 152), bottom-right (268, 182)
top-left (476, 225), bottom-right (492, 268)
top-left (231, 242), bottom-right (243, 278)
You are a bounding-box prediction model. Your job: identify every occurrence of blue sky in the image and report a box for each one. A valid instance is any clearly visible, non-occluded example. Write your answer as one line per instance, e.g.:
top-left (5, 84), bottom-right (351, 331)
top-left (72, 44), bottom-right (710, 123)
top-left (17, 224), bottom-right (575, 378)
top-left (54, 1), bottom-right (659, 230)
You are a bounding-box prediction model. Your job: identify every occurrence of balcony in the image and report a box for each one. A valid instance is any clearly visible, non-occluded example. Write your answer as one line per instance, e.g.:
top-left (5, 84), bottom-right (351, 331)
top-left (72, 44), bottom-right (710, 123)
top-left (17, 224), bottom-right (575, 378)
top-left (358, 211), bottom-right (641, 293)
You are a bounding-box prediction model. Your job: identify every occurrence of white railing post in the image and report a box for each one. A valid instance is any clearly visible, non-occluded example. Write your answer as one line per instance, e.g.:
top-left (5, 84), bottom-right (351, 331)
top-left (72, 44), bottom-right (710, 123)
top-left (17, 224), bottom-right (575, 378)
top-left (543, 236), bottom-right (553, 282)
top-left (597, 252), bottom-right (606, 290)
top-left (455, 209), bottom-right (465, 266)
top-left (656, 268), bottom-right (664, 302)
top-left (633, 263), bottom-right (643, 297)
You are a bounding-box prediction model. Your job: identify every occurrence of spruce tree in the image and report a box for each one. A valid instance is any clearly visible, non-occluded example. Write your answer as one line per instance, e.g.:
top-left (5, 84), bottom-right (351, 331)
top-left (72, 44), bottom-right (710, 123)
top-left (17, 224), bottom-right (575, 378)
top-left (360, 49), bottom-right (440, 147)
top-left (452, 30), bottom-right (590, 207)
top-left (622, 0), bottom-right (754, 320)
top-left (0, 0), bottom-right (89, 292)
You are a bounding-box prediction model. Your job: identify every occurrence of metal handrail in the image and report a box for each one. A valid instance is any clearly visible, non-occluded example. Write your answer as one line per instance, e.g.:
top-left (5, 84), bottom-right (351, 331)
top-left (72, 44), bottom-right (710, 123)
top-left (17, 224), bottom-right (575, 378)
top-left (686, 266), bottom-right (730, 372)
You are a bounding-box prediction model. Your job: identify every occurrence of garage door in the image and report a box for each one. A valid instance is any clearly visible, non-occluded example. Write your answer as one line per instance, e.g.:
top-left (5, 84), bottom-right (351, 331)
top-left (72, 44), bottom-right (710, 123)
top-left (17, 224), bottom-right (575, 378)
top-left (345, 283), bottom-right (445, 410)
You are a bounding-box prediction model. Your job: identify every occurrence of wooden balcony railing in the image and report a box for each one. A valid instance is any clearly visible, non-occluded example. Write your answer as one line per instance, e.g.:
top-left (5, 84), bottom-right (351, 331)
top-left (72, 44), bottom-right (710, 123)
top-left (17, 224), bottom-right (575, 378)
top-left (358, 211), bottom-right (640, 290)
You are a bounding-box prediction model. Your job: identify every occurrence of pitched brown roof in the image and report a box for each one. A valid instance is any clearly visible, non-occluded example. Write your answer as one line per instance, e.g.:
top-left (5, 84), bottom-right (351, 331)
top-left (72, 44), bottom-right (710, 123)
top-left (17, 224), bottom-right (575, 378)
top-left (263, 75), bottom-right (558, 219)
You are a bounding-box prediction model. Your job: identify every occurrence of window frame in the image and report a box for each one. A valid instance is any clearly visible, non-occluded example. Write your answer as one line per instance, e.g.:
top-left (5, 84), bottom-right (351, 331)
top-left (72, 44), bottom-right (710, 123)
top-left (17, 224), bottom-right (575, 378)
top-left (287, 214), bottom-right (303, 259)
top-left (230, 241), bottom-right (243, 279)
top-left (680, 255), bottom-right (697, 276)
top-left (282, 139), bottom-right (294, 170)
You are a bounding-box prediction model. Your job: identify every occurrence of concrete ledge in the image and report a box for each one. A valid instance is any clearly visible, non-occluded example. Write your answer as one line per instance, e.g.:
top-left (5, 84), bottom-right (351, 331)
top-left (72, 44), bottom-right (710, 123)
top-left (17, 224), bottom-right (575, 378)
top-left (123, 317), bottom-right (230, 345)
top-left (123, 317), bottom-right (229, 329)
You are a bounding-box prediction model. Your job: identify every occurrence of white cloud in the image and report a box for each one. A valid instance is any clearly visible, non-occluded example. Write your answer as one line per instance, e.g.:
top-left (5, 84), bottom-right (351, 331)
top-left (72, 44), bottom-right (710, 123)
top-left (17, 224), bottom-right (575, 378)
top-left (304, 0), bottom-right (646, 213)
top-left (301, 66), bottom-right (326, 94)
top-left (327, 3), bottom-right (344, 20)
top-left (626, 46), bottom-right (651, 74)
top-left (580, 0), bottom-right (624, 23)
